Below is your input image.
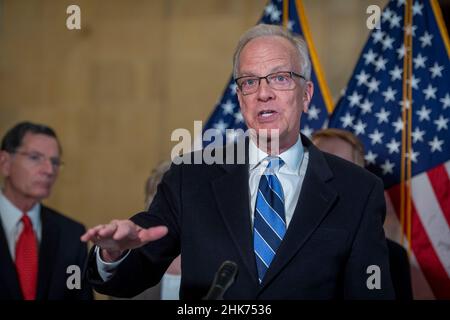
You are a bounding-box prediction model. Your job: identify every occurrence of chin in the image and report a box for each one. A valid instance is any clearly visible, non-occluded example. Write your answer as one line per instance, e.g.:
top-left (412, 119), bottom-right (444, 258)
top-left (254, 122), bottom-right (282, 132)
top-left (31, 189), bottom-right (52, 200)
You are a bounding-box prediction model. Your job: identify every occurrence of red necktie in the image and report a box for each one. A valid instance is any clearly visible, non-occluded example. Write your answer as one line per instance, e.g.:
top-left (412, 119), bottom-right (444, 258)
top-left (15, 214), bottom-right (38, 300)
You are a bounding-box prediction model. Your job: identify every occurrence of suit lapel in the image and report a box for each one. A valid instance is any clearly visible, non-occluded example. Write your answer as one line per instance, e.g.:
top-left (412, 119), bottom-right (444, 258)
top-left (211, 141), bottom-right (259, 284)
top-left (0, 223), bottom-right (22, 299)
top-left (260, 138), bottom-right (338, 290)
top-left (36, 206), bottom-right (60, 299)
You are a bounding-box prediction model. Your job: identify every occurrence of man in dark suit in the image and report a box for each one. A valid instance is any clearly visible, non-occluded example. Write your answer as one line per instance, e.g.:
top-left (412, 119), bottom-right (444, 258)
top-left (0, 121), bottom-right (93, 300)
top-left (312, 128), bottom-right (413, 300)
top-left (82, 24), bottom-right (394, 299)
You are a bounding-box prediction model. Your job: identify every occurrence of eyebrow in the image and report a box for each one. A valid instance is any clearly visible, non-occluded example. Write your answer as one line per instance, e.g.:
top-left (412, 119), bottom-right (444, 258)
top-left (21, 149), bottom-right (60, 158)
top-left (238, 65), bottom-right (293, 77)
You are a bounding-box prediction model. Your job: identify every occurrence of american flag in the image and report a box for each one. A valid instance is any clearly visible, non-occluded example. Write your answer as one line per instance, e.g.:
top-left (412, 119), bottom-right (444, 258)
top-left (203, 0), bottom-right (333, 145)
top-left (329, 0), bottom-right (450, 299)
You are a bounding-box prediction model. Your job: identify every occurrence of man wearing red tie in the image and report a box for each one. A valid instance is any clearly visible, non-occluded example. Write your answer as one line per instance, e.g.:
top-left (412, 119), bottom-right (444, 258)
top-left (0, 121), bottom-right (92, 300)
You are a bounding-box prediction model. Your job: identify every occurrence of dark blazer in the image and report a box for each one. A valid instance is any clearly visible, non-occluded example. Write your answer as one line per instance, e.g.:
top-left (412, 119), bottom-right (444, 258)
top-left (0, 205), bottom-right (93, 300)
top-left (110, 282), bottom-right (162, 300)
top-left (387, 239), bottom-right (413, 300)
top-left (87, 135), bottom-right (394, 299)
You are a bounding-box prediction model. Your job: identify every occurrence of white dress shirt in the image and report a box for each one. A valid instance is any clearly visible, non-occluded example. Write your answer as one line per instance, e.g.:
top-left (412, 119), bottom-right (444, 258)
top-left (0, 190), bottom-right (41, 260)
top-left (160, 273), bottom-right (181, 300)
top-left (248, 135), bottom-right (308, 228)
top-left (97, 135), bottom-right (309, 282)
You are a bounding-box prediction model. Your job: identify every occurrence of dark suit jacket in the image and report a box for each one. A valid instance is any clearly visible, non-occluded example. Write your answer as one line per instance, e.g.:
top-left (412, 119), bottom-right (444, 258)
top-left (109, 282), bottom-right (162, 300)
top-left (387, 239), bottom-right (413, 300)
top-left (87, 135), bottom-right (394, 299)
top-left (0, 205), bottom-right (93, 300)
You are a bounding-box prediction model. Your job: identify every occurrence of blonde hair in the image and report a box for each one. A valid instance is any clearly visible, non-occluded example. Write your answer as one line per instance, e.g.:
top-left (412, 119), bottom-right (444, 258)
top-left (144, 160), bottom-right (171, 210)
top-left (312, 128), bottom-right (365, 167)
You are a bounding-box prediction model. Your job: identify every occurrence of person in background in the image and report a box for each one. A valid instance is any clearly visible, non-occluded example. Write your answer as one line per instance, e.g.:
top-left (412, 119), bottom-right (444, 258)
top-left (144, 161), bottom-right (181, 300)
top-left (111, 160), bottom-right (181, 300)
top-left (0, 121), bottom-right (93, 300)
top-left (312, 128), bottom-right (413, 300)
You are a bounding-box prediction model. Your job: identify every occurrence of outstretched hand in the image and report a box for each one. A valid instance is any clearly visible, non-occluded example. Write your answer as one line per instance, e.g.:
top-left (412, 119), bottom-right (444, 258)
top-left (80, 219), bottom-right (168, 262)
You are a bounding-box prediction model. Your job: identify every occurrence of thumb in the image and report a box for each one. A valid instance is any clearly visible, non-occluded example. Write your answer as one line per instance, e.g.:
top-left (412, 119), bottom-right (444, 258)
top-left (138, 225), bottom-right (169, 243)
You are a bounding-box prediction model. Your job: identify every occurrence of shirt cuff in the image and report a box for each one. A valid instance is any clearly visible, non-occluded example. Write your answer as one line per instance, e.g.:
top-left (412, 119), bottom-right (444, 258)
top-left (95, 246), bottom-right (130, 282)
top-left (160, 273), bottom-right (181, 300)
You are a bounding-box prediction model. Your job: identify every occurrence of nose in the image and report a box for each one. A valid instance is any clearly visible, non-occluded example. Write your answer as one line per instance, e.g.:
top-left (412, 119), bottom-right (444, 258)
top-left (256, 78), bottom-right (275, 101)
top-left (41, 159), bottom-right (57, 176)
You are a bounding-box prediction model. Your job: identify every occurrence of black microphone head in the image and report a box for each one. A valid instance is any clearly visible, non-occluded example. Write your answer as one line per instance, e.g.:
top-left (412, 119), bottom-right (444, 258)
top-left (216, 261), bottom-right (238, 287)
top-left (204, 260), bottom-right (238, 300)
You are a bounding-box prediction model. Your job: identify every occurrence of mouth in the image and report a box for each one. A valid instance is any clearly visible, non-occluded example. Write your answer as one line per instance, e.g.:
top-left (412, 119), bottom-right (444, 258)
top-left (257, 109), bottom-right (279, 122)
top-left (35, 181), bottom-right (53, 189)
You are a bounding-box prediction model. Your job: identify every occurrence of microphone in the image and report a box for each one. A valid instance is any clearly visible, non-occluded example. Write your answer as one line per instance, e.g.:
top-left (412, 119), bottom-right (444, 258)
top-left (203, 261), bottom-right (238, 300)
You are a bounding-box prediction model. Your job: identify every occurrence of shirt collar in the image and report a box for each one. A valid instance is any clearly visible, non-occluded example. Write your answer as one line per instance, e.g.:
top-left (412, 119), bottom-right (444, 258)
top-left (0, 189), bottom-right (41, 232)
top-left (249, 135), bottom-right (304, 174)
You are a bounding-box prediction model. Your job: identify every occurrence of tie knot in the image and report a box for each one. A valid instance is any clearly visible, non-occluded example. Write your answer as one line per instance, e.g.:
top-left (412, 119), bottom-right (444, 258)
top-left (21, 214), bottom-right (32, 228)
top-left (266, 157), bottom-right (284, 172)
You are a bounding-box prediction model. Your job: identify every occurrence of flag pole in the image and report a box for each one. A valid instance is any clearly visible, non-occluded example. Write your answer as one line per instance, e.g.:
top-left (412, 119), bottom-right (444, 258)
top-left (400, 0), bottom-right (413, 255)
top-left (406, 0), bottom-right (413, 256)
top-left (295, 0), bottom-right (334, 113)
top-left (283, 0), bottom-right (289, 28)
top-left (430, 0), bottom-right (450, 57)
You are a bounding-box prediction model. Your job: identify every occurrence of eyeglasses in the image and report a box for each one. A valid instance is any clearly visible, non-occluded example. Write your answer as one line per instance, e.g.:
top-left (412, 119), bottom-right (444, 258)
top-left (235, 71), bottom-right (306, 95)
top-left (13, 150), bottom-right (64, 169)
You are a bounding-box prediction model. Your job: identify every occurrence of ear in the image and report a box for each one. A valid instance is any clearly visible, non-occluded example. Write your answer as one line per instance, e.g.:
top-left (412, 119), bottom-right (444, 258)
top-left (0, 151), bottom-right (12, 177)
top-left (302, 81), bottom-right (314, 113)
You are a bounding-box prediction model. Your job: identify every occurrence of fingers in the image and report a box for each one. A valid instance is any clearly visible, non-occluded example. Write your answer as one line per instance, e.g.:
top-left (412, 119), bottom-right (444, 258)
top-left (138, 226), bottom-right (168, 244)
top-left (80, 220), bottom-right (121, 242)
top-left (80, 221), bottom-right (168, 250)
top-left (98, 221), bottom-right (119, 238)
top-left (113, 220), bottom-right (139, 241)
top-left (80, 224), bottom-right (105, 242)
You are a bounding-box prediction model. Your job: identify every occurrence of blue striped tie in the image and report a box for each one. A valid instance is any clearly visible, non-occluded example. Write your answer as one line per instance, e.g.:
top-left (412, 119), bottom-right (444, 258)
top-left (254, 157), bottom-right (286, 283)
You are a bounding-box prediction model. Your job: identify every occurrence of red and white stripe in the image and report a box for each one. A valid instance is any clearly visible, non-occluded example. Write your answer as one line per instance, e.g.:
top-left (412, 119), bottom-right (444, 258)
top-left (385, 160), bottom-right (450, 299)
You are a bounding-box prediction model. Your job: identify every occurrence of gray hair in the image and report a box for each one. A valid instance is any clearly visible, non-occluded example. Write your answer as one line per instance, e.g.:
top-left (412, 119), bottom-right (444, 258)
top-left (233, 24), bottom-right (312, 81)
